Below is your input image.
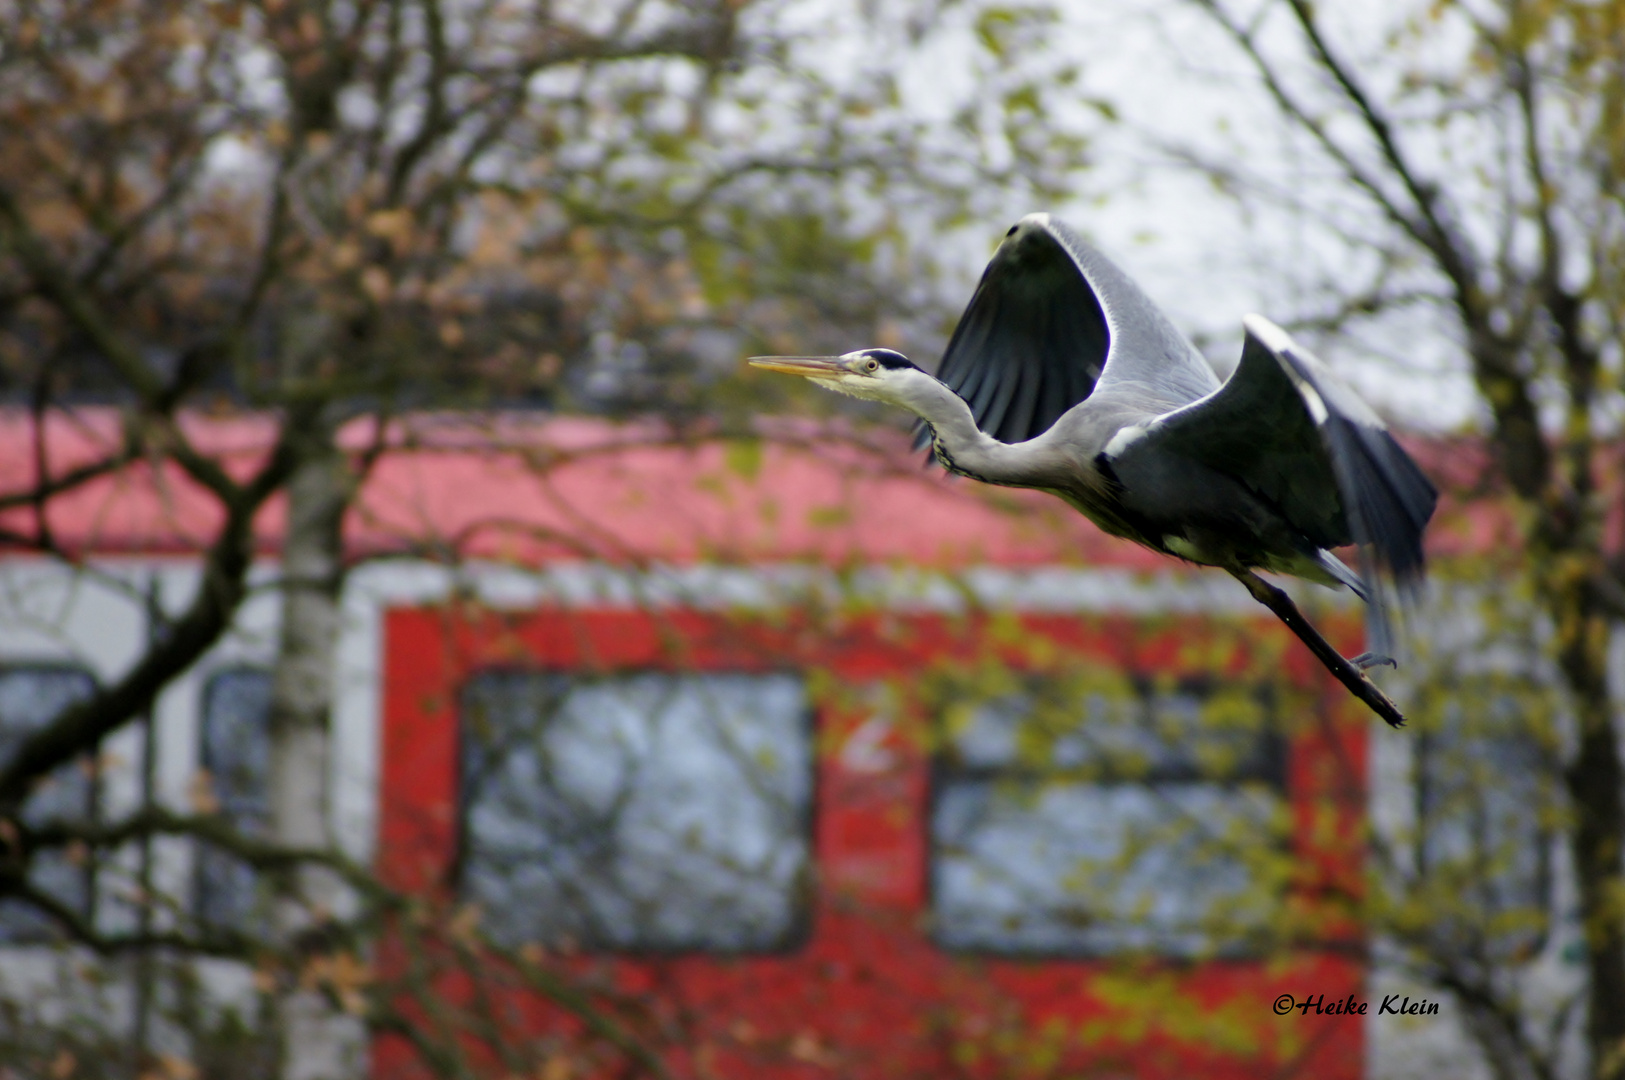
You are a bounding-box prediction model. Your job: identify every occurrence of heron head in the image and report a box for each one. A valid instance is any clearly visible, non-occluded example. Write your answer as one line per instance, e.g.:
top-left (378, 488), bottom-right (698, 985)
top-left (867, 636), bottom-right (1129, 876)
top-left (747, 348), bottom-right (926, 403)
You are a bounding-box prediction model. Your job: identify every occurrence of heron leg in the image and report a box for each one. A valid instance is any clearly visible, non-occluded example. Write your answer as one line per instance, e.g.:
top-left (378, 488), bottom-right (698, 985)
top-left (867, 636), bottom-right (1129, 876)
top-left (1349, 651), bottom-right (1398, 671)
top-left (1228, 568), bottom-right (1409, 729)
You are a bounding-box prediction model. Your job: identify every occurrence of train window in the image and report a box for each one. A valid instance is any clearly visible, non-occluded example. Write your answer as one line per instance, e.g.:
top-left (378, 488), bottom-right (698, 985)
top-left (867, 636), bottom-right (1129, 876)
top-left (458, 671), bottom-right (813, 952)
top-left (930, 682), bottom-right (1285, 957)
top-left (195, 668), bottom-right (274, 932)
top-left (0, 665), bottom-right (97, 943)
top-left (1417, 710), bottom-right (1554, 958)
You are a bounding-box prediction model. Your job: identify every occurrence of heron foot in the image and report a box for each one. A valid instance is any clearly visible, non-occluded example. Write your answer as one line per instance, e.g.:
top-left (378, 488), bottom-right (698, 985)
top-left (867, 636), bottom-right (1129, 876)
top-left (1350, 651), bottom-right (1397, 671)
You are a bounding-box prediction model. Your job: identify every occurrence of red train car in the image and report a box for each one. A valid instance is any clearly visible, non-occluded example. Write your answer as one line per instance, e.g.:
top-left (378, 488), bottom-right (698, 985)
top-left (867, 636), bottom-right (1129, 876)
top-left (359, 418), bottom-right (1371, 1079)
top-left (376, 603), bottom-right (1366, 1079)
top-left (0, 412), bottom-right (1383, 1077)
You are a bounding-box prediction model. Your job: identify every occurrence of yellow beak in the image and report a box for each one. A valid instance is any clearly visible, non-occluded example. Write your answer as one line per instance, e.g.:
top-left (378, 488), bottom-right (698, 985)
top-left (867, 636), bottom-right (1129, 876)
top-left (747, 356), bottom-right (851, 378)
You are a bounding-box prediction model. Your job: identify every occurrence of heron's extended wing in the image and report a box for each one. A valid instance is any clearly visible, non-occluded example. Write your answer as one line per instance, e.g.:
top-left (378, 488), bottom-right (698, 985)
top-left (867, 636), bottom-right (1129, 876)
top-left (1039, 218), bottom-right (1220, 406)
top-left (1109, 314), bottom-right (1437, 585)
top-left (926, 218), bottom-right (1109, 446)
top-left (924, 215), bottom-right (1220, 449)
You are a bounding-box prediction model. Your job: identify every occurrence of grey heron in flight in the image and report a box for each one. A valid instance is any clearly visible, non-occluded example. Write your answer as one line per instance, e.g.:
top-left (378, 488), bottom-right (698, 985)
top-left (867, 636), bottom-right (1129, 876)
top-left (750, 213), bottom-right (1436, 728)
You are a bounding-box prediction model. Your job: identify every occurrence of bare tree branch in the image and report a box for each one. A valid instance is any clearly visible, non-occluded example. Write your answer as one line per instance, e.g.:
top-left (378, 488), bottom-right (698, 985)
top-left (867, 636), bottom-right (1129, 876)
top-left (0, 429), bottom-right (299, 806)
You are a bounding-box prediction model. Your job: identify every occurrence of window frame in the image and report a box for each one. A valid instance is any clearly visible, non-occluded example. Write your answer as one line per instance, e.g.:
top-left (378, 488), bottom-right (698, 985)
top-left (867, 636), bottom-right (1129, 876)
top-left (0, 662), bottom-right (101, 945)
top-left (452, 663), bottom-right (819, 956)
top-left (1413, 721), bottom-right (1555, 959)
top-left (192, 665), bottom-right (275, 934)
top-left (926, 675), bottom-right (1288, 960)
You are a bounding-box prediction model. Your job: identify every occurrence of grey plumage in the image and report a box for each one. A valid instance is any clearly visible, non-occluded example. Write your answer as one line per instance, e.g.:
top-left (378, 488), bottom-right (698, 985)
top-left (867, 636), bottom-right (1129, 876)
top-left (750, 213), bottom-right (1438, 727)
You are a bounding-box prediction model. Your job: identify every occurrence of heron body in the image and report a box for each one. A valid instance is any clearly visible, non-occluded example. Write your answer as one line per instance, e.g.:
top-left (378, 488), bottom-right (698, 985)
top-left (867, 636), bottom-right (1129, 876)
top-left (751, 214), bottom-right (1437, 727)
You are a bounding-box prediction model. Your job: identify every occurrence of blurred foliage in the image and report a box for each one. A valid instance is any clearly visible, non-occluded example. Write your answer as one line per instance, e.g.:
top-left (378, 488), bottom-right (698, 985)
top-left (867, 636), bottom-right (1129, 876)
top-left (1166, 1), bottom-right (1625, 1076)
top-left (0, 0), bottom-right (1102, 1077)
top-left (0, 0), bottom-right (1091, 425)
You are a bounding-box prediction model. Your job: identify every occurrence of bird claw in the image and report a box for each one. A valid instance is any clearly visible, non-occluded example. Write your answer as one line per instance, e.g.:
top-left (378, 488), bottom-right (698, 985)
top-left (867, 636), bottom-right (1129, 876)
top-left (1349, 651), bottom-right (1398, 671)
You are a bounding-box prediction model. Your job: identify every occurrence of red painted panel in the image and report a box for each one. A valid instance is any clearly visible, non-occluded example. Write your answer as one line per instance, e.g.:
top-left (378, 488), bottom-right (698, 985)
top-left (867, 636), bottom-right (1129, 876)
top-left (0, 409), bottom-right (1503, 566)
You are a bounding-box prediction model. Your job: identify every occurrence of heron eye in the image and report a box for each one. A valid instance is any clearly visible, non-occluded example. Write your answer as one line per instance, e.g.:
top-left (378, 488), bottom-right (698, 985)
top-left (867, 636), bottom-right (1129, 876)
top-left (866, 359), bottom-right (879, 372)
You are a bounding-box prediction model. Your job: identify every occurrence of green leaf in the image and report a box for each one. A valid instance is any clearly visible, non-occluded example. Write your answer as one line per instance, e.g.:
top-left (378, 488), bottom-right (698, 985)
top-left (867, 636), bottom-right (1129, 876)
top-left (724, 438), bottom-right (763, 481)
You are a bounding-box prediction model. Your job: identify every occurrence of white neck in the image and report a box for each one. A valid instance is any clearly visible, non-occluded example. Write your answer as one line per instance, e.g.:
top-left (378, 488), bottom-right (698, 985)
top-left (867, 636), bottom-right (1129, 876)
top-left (888, 371), bottom-right (1057, 486)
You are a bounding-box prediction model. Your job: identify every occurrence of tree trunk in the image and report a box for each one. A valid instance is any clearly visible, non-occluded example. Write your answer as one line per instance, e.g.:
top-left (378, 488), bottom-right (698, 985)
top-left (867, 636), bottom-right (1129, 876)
top-left (267, 413), bottom-right (356, 1080)
top-left (1555, 582), bottom-right (1625, 1080)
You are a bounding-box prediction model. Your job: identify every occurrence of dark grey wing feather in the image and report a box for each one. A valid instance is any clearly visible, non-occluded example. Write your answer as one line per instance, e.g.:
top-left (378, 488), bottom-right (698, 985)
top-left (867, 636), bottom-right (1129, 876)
top-left (1113, 314), bottom-right (1437, 586)
top-left (1314, 389), bottom-right (1437, 584)
top-left (1260, 319), bottom-right (1436, 584)
top-left (917, 218), bottom-right (1108, 449)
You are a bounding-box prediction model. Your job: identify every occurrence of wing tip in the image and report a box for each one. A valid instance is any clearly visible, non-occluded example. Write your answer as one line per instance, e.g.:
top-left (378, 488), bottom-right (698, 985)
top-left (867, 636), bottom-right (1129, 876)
top-left (1241, 313), bottom-right (1438, 594)
top-left (1325, 415), bottom-right (1438, 590)
top-left (1241, 313), bottom-right (1291, 352)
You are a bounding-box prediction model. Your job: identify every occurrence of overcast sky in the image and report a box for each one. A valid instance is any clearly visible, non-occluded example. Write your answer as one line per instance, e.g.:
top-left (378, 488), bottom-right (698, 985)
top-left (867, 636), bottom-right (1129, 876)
top-left (876, 0), bottom-right (1483, 432)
